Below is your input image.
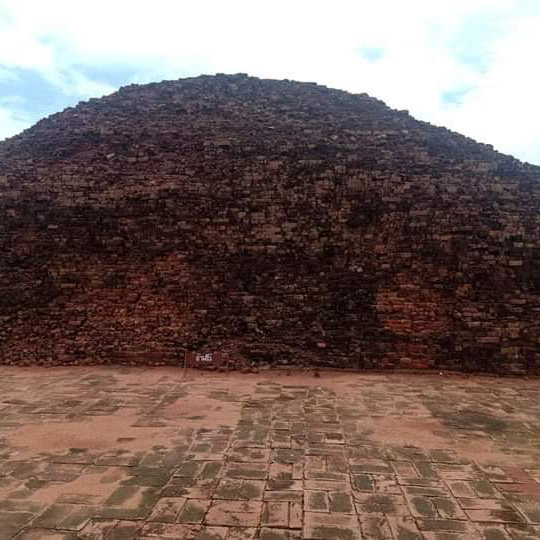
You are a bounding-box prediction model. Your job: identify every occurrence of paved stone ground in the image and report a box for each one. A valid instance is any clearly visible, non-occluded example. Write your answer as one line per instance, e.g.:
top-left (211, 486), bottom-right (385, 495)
top-left (0, 367), bottom-right (540, 539)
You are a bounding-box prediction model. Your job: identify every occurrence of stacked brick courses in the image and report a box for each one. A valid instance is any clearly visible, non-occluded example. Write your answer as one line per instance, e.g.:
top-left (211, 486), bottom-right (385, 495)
top-left (1, 73), bottom-right (539, 372)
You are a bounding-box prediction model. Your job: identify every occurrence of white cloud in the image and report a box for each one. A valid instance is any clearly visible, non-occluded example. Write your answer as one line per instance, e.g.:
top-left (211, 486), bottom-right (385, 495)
top-left (434, 14), bottom-right (540, 165)
top-left (0, 21), bottom-right (57, 80)
top-left (0, 0), bottom-right (538, 164)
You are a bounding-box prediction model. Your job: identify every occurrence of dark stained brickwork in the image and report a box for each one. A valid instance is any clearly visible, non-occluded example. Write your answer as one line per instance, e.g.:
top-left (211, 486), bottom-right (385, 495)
top-left (1, 73), bottom-right (539, 372)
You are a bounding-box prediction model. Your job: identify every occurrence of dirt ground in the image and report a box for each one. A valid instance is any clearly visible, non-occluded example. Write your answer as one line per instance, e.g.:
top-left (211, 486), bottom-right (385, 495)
top-left (0, 366), bottom-right (539, 539)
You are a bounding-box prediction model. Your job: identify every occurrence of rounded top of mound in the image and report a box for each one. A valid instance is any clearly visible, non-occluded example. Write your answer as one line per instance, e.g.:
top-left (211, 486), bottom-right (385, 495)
top-left (0, 73), bottom-right (538, 183)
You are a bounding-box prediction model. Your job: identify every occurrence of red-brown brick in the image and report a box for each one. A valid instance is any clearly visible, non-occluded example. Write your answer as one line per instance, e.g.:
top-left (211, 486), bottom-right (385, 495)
top-left (0, 73), bottom-right (539, 373)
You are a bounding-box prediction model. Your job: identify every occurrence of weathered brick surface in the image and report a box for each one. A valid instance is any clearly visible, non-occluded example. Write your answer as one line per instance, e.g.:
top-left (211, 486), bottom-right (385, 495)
top-left (0, 73), bottom-right (540, 371)
top-left (1, 368), bottom-right (540, 538)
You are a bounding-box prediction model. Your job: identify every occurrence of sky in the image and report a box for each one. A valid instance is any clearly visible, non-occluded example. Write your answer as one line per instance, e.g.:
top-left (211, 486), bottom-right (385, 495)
top-left (0, 0), bottom-right (539, 165)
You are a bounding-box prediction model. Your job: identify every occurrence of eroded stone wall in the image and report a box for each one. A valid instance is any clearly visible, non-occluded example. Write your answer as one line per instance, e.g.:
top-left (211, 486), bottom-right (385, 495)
top-left (1, 74), bottom-right (539, 372)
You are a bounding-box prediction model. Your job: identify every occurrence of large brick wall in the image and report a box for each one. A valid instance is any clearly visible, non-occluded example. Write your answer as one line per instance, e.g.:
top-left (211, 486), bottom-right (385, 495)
top-left (1, 74), bottom-right (539, 372)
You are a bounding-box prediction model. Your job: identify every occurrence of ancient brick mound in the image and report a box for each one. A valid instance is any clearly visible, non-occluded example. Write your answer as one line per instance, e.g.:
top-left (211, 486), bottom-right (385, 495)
top-left (1, 73), bottom-right (539, 372)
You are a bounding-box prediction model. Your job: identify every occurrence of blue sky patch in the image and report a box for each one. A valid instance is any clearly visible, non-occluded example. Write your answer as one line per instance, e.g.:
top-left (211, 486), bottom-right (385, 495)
top-left (357, 47), bottom-right (384, 62)
top-left (0, 66), bottom-right (80, 120)
top-left (441, 86), bottom-right (474, 107)
top-left (448, 14), bottom-right (501, 73)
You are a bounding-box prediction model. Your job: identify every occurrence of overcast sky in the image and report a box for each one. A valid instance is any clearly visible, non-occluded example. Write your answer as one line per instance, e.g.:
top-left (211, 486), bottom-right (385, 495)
top-left (0, 0), bottom-right (539, 165)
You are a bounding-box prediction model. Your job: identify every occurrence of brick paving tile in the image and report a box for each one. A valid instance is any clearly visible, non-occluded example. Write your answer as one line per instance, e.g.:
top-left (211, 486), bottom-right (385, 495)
top-left (196, 526), bottom-right (229, 540)
top-left (139, 522), bottom-right (200, 538)
top-left (289, 502), bottom-right (302, 529)
top-left (465, 508), bottom-right (525, 524)
top-left (262, 502), bottom-right (289, 528)
top-left (260, 528), bottom-right (302, 540)
top-left (387, 516), bottom-right (423, 539)
top-left (305, 491), bottom-right (329, 512)
top-left (505, 524), bottom-right (540, 539)
top-left (205, 501), bottom-right (262, 527)
top-left (476, 523), bottom-right (513, 539)
top-left (226, 528), bottom-right (258, 540)
top-left (359, 513), bottom-right (394, 539)
top-left (417, 518), bottom-right (478, 534)
top-left (147, 497), bottom-right (186, 522)
top-left (303, 512), bottom-right (361, 540)
top-left (13, 532), bottom-right (75, 540)
top-left (178, 499), bottom-right (211, 524)
top-left (1, 369), bottom-right (540, 539)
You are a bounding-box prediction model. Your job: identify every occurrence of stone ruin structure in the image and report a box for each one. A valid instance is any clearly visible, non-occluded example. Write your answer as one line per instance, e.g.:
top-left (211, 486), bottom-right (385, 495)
top-left (0, 73), bottom-right (539, 373)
